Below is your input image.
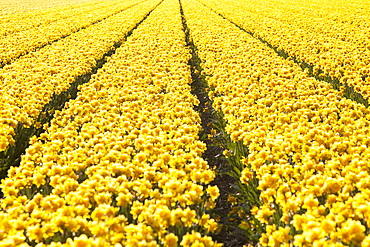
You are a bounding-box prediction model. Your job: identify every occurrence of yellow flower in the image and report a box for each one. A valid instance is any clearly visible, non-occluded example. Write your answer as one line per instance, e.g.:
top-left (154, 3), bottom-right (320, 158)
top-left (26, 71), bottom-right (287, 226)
top-left (303, 194), bottom-right (319, 209)
top-left (240, 169), bottom-right (254, 184)
top-left (206, 186), bottom-right (219, 201)
top-left (164, 233), bottom-right (178, 247)
top-left (67, 234), bottom-right (95, 247)
top-left (321, 219), bottom-right (336, 233)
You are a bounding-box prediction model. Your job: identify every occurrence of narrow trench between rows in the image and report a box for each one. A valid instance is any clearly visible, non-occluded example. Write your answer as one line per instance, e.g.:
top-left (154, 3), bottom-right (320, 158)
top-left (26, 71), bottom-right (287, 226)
top-left (179, 0), bottom-right (247, 246)
top-left (0, 0), bottom-right (163, 193)
top-left (197, 0), bottom-right (369, 108)
top-left (0, 0), bottom-right (148, 69)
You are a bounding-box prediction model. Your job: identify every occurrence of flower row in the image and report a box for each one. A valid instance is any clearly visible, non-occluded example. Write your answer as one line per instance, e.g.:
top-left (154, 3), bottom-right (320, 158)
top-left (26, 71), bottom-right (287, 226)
top-left (0, 0), bottom-right (143, 67)
top-left (182, 0), bottom-right (370, 245)
top-left (0, 0), bottom-right (115, 37)
top-left (0, 0), bottom-right (93, 16)
top-left (200, 0), bottom-right (370, 100)
top-left (0, 0), bottom-right (220, 245)
top-left (207, 0), bottom-right (370, 50)
top-left (0, 0), bottom-right (157, 153)
top-left (253, 0), bottom-right (370, 50)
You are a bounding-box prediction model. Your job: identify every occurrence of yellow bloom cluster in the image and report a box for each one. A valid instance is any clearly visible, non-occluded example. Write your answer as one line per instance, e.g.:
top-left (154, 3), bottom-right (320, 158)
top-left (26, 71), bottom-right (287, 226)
top-left (0, 0), bottom-right (220, 245)
top-left (244, 0), bottom-right (370, 50)
top-left (0, 0), bottom-right (115, 37)
top-left (0, 0), bottom-right (159, 152)
top-left (0, 0), bottom-right (93, 16)
top-left (0, 0), bottom-right (142, 67)
top-left (204, 0), bottom-right (370, 50)
top-left (200, 0), bottom-right (370, 100)
top-left (182, 0), bottom-right (370, 245)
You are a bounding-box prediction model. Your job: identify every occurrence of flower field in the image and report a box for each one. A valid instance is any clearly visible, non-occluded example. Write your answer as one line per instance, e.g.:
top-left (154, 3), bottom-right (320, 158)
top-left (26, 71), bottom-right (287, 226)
top-left (0, 0), bottom-right (369, 246)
